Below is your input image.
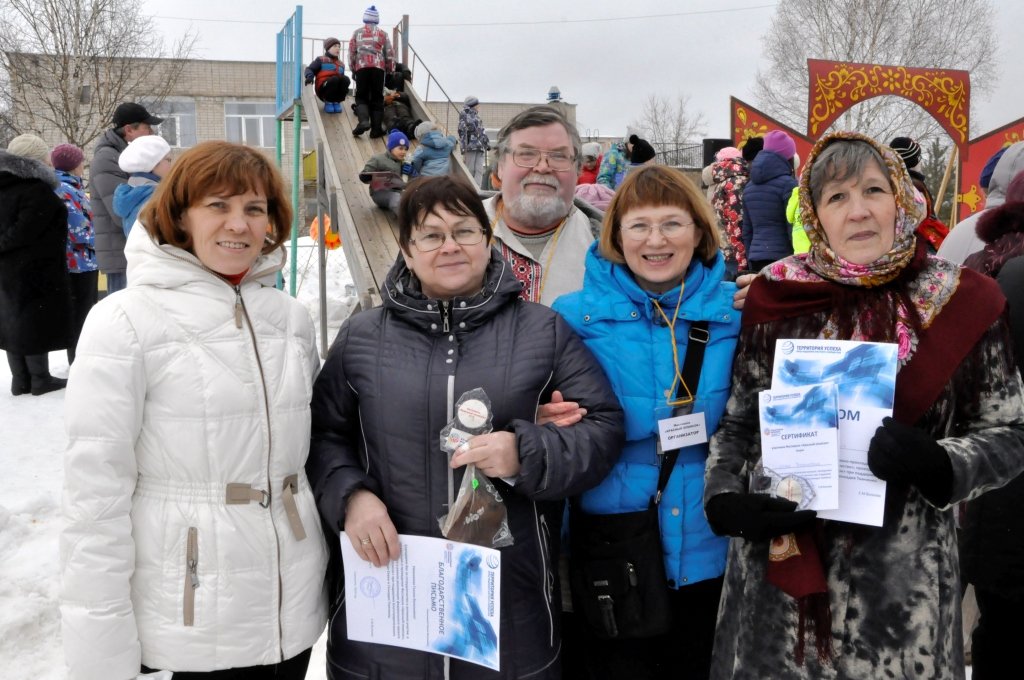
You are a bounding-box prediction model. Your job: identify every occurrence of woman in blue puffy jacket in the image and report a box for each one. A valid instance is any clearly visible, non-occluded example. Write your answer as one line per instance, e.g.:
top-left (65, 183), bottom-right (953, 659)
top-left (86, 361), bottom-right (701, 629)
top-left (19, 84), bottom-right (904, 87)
top-left (553, 165), bottom-right (741, 679)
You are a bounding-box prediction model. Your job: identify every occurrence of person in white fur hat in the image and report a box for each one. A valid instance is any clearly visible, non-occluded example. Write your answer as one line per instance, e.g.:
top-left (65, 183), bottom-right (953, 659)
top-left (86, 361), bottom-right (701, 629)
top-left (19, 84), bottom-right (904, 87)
top-left (113, 135), bottom-right (172, 236)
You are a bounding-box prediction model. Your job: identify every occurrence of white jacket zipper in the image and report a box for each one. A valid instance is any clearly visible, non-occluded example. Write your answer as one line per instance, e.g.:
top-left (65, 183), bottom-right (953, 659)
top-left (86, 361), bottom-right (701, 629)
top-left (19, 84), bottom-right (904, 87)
top-left (184, 526), bottom-right (199, 626)
top-left (237, 285), bottom-right (285, 661)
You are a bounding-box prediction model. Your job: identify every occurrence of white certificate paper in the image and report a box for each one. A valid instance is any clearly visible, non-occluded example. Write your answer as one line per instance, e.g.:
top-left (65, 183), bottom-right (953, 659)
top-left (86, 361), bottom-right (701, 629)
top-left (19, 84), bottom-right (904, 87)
top-left (771, 339), bottom-right (899, 526)
top-left (759, 383), bottom-right (840, 510)
top-left (340, 533), bottom-right (502, 670)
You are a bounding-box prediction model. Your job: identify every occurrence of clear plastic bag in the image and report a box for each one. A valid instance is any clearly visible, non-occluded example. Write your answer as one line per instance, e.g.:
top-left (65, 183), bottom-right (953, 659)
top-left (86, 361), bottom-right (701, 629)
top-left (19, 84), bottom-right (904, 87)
top-left (438, 388), bottom-right (514, 548)
top-left (440, 463), bottom-right (514, 548)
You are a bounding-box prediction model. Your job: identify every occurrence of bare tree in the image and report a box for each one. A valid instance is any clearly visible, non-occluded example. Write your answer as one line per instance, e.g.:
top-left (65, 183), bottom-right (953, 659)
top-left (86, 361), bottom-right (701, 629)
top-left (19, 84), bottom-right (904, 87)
top-left (755, 0), bottom-right (997, 143)
top-left (0, 0), bottom-right (195, 148)
top-left (631, 93), bottom-right (708, 162)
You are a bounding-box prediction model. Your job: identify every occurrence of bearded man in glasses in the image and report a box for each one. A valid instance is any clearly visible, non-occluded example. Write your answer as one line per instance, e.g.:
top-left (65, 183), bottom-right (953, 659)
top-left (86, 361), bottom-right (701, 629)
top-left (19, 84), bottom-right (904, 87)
top-left (484, 106), bottom-right (604, 306)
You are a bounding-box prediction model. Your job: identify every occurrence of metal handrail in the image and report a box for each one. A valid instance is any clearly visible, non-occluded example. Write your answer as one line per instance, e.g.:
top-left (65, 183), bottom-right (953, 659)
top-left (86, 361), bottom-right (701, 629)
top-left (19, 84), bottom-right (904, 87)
top-left (393, 25), bottom-right (462, 136)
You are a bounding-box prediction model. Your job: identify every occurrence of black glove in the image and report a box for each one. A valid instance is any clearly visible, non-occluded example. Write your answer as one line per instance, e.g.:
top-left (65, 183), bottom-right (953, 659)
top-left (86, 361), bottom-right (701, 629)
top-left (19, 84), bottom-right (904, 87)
top-left (304, 76), bottom-right (314, 85)
top-left (868, 416), bottom-right (953, 507)
top-left (705, 493), bottom-right (817, 541)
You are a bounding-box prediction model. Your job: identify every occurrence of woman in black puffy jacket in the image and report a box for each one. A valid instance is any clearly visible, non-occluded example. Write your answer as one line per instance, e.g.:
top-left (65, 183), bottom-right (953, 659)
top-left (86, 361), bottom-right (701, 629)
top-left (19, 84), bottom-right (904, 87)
top-left (307, 175), bottom-right (624, 680)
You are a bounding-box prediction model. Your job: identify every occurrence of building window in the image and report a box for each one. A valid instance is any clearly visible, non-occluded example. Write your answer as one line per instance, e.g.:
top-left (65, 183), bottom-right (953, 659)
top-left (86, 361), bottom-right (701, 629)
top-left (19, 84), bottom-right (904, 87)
top-left (144, 98), bottom-right (197, 148)
top-left (281, 124), bottom-right (315, 154)
top-left (225, 101), bottom-right (277, 148)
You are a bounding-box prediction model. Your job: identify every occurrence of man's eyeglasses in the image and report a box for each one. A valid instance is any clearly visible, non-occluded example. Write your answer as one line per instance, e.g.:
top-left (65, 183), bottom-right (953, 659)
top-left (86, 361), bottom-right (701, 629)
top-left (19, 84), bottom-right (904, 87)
top-left (409, 227), bottom-right (485, 252)
top-left (510, 148), bottom-right (576, 172)
top-left (621, 220), bottom-right (696, 241)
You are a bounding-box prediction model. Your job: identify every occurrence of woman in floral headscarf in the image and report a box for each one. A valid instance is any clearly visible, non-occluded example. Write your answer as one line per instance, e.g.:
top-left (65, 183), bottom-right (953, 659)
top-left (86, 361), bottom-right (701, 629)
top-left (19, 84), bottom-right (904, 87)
top-left (702, 131), bottom-right (1024, 679)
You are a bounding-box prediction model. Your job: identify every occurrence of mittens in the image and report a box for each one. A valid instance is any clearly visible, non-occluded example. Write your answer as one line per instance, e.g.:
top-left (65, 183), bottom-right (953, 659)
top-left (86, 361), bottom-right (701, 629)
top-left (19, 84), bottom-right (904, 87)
top-left (705, 492), bottom-right (817, 541)
top-left (867, 416), bottom-right (953, 507)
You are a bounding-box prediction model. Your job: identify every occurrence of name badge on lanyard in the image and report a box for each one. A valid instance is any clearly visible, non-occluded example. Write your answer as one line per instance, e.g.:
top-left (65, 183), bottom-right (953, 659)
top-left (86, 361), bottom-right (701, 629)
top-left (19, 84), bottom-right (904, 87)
top-left (657, 412), bottom-right (708, 450)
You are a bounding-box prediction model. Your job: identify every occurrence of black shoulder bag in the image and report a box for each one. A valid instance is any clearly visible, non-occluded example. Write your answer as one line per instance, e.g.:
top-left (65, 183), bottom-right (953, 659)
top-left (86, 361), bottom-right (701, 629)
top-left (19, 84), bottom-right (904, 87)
top-left (569, 321), bottom-right (710, 639)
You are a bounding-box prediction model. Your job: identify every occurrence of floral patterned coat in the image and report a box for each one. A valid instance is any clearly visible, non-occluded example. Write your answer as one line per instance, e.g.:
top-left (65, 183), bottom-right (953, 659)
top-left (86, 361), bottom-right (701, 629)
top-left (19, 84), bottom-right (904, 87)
top-left (710, 158), bottom-right (750, 271)
top-left (55, 169), bottom-right (96, 274)
top-left (704, 309), bottom-right (1024, 679)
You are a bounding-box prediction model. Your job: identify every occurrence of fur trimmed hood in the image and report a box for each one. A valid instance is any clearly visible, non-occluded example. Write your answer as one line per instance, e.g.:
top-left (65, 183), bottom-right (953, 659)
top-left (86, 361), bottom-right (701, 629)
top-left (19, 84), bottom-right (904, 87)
top-left (0, 149), bottom-right (58, 189)
top-left (977, 202), bottom-right (1024, 244)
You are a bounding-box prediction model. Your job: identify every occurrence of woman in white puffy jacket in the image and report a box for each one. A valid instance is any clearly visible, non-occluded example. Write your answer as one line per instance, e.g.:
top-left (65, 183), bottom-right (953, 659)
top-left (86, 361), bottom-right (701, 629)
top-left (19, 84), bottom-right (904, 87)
top-left (61, 141), bottom-right (328, 680)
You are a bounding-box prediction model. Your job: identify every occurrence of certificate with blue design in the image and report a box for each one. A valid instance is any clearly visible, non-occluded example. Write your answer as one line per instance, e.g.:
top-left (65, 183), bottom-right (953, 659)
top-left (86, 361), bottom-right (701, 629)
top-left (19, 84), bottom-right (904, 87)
top-left (771, 339), bottom-right (899, 527)
top-left (759, 383), bottom-right (841, 511)
top-left (340, 533), bottom-right (502, 670)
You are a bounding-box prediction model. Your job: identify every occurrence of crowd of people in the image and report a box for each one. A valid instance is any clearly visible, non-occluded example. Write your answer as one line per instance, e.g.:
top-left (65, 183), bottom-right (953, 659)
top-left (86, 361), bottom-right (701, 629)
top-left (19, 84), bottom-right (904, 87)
top-left (4, 7), bottom-right (1024, 678)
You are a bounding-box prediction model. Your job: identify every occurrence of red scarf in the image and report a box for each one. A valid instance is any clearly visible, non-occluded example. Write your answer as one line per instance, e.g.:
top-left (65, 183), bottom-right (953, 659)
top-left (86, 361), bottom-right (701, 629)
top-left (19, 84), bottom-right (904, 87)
top-left (222, 270), bottom-right (249, 287)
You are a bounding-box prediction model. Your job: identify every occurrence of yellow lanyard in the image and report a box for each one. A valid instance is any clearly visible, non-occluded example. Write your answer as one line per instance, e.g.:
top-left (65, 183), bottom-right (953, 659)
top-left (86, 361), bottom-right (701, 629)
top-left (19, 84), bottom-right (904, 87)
top-left (491, 198), bottom-right (568, 303)
top-left (651, 287), bottom-right (694, 407)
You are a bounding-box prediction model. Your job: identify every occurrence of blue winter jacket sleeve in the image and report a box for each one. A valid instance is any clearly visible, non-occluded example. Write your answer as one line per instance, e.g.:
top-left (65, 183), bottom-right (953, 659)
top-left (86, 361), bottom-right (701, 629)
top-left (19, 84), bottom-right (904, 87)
top-left (408, 146), bottom-right (424, 174)
top-left (304, 57), bottom-right (321, 83)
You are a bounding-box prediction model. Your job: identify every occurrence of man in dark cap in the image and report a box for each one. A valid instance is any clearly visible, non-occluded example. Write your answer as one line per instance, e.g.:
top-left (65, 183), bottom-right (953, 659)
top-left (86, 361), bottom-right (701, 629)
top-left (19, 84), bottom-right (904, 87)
top-left (91, 102), bottom-right (163, 293)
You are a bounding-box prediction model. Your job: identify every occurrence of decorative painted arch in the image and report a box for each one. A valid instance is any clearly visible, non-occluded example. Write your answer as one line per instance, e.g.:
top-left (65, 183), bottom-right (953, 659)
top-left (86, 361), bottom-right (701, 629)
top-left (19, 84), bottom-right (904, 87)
top-left (730, 97), bottom-right (813, 166)
top-left (806, 59), bottom-right (971, 150)
top-left (958, 116), bottom-right (1024, 221)
top-left (727, 60), bottom-right (1024, 227)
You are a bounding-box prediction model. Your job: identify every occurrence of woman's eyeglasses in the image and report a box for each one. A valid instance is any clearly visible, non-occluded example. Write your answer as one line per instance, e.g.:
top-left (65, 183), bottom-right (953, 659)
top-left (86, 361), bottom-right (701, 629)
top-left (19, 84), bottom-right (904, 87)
top-left (410, 227), bottom-right (485, 252)
top-left (621, 221), bottom-right (696, 241)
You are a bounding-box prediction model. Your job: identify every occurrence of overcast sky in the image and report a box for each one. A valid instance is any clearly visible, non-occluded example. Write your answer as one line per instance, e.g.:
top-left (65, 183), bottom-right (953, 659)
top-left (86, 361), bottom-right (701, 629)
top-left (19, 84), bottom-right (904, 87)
top-left (145, 0), bottom-right (1024, 141)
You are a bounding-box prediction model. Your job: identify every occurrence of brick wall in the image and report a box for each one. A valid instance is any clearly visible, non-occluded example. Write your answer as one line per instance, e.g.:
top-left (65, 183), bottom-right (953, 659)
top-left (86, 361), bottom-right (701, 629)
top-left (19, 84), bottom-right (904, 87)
top-left (4, 53), bottom-right (303, 186)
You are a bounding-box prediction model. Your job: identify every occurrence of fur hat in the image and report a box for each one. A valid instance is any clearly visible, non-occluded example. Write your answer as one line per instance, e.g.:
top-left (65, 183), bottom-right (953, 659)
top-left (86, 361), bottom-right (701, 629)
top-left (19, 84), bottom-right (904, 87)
top-left (7, 134), bottom-right (51, 165)
top-left (118, 135), bottom-right (171, 173)
top-left (741, 136), bottom-right (764, 162)
top-left (1009, 171), bottom-right (1024, 204)
top-left (51, 143), bottom-right (85, 172)
top-left (629, 135), bottom-right (656, 164)
top-left (715, 146), bottom-right (741, 162)
top-left (363, 5), bottom-right (380, 24)
top-left (763, 130), bottom-right (796, 161)
top-left (413, 121), bottom-right (436, 140)
top-left (888, 136), bottom-right (922, 170)
top-left (975, 172), bottom-right (1024, 244)
top-left (980, 147), bottom-right (1009, 190)
top-left (323, 37), bottom-right (341, 52)
top-left (581, 142), bottom-right (601, 160)
top-left (387, 129), bottom-right (409, 152)
top-left (464, 96), bottom-right (479, 108)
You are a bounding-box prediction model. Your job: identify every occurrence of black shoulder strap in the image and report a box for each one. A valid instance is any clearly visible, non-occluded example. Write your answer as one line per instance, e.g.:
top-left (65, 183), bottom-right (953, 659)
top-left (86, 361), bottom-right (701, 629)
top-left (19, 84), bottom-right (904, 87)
top-left (653, 320), bottom-right (710, 505)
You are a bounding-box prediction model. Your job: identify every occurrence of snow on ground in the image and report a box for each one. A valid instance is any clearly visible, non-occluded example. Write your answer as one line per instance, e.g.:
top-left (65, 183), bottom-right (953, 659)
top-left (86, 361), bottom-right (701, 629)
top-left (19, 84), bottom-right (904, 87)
top-left (0, 241), bottom-right (352, 678)
top-left (1, 353), bottom-right (69, 679)
top-left (282, 237), bottom-right (360, 351)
